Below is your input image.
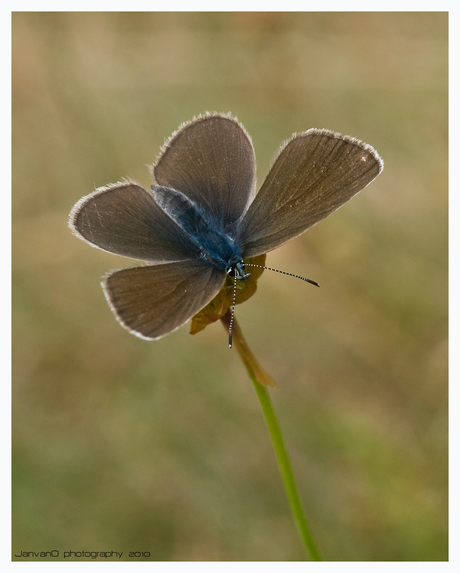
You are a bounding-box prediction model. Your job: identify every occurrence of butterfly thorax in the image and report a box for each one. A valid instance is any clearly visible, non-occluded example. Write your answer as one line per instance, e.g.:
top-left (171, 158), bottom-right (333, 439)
top-left (152, 185), bottom-right (245, 275)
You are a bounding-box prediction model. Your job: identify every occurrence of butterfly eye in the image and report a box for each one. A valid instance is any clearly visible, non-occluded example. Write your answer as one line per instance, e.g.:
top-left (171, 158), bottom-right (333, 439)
top-left (227, 261), bottom-right (250, 281)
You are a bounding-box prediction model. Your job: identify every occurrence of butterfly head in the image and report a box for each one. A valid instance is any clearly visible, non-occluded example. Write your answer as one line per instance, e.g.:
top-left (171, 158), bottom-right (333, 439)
top-left (227, 259), bottom-right (250, 282)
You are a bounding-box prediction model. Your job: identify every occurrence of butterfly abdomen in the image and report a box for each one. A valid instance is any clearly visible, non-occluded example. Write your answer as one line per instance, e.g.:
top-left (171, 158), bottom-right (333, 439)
top-left (152, 185), bottom-right (243, 273)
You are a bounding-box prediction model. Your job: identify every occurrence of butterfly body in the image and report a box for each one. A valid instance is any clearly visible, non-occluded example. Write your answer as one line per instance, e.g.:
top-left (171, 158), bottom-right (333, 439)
top-left (152, 185), bottom-right (244, 275)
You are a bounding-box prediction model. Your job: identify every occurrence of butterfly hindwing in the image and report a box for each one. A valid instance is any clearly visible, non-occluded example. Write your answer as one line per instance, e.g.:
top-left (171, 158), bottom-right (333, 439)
top-left (69, 181), bottom-right (201, 263)
top-left (153, 113), bottom-right (256, 230)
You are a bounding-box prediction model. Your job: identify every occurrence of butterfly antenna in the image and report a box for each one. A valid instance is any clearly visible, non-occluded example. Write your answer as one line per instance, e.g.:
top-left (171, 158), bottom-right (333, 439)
top-left (245, 264), bottom-right (320, 287)
top-left (228, 274), bottom-right (238, 348)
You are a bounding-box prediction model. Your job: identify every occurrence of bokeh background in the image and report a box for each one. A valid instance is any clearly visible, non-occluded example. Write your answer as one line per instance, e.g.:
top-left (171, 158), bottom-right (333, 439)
top-left (12, 12), bottom-right (447, 561)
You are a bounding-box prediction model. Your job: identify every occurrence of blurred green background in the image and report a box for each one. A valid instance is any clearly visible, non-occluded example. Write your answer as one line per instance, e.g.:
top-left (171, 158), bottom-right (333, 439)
top-left (12, 12), bottom-right (447, 561)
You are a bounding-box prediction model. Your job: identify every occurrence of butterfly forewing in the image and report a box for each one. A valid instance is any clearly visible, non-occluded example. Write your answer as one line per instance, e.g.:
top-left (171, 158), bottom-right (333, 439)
top-left (238, 129), bottom-right (383, 258)
top-left (153, 114), bottom-right (256, 230)
top-left (69, 182), bottom-right (201, 263)
top-left (103, 260), bottom-right (226, 340)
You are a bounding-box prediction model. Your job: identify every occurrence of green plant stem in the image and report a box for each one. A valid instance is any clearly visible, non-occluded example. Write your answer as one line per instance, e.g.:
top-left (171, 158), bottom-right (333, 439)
top-left (251, 379), bottom-right (322, 561)
top-left (221, 312), bottom-right (322, 561)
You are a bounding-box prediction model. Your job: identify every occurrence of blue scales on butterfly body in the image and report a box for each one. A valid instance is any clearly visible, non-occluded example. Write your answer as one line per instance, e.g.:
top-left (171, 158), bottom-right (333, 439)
top-left (152, 185), bottom-right (249, 280)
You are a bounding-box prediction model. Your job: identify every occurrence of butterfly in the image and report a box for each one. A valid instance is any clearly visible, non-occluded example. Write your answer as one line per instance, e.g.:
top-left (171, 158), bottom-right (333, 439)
top-left (69, 112), bottom-right (383, 341)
